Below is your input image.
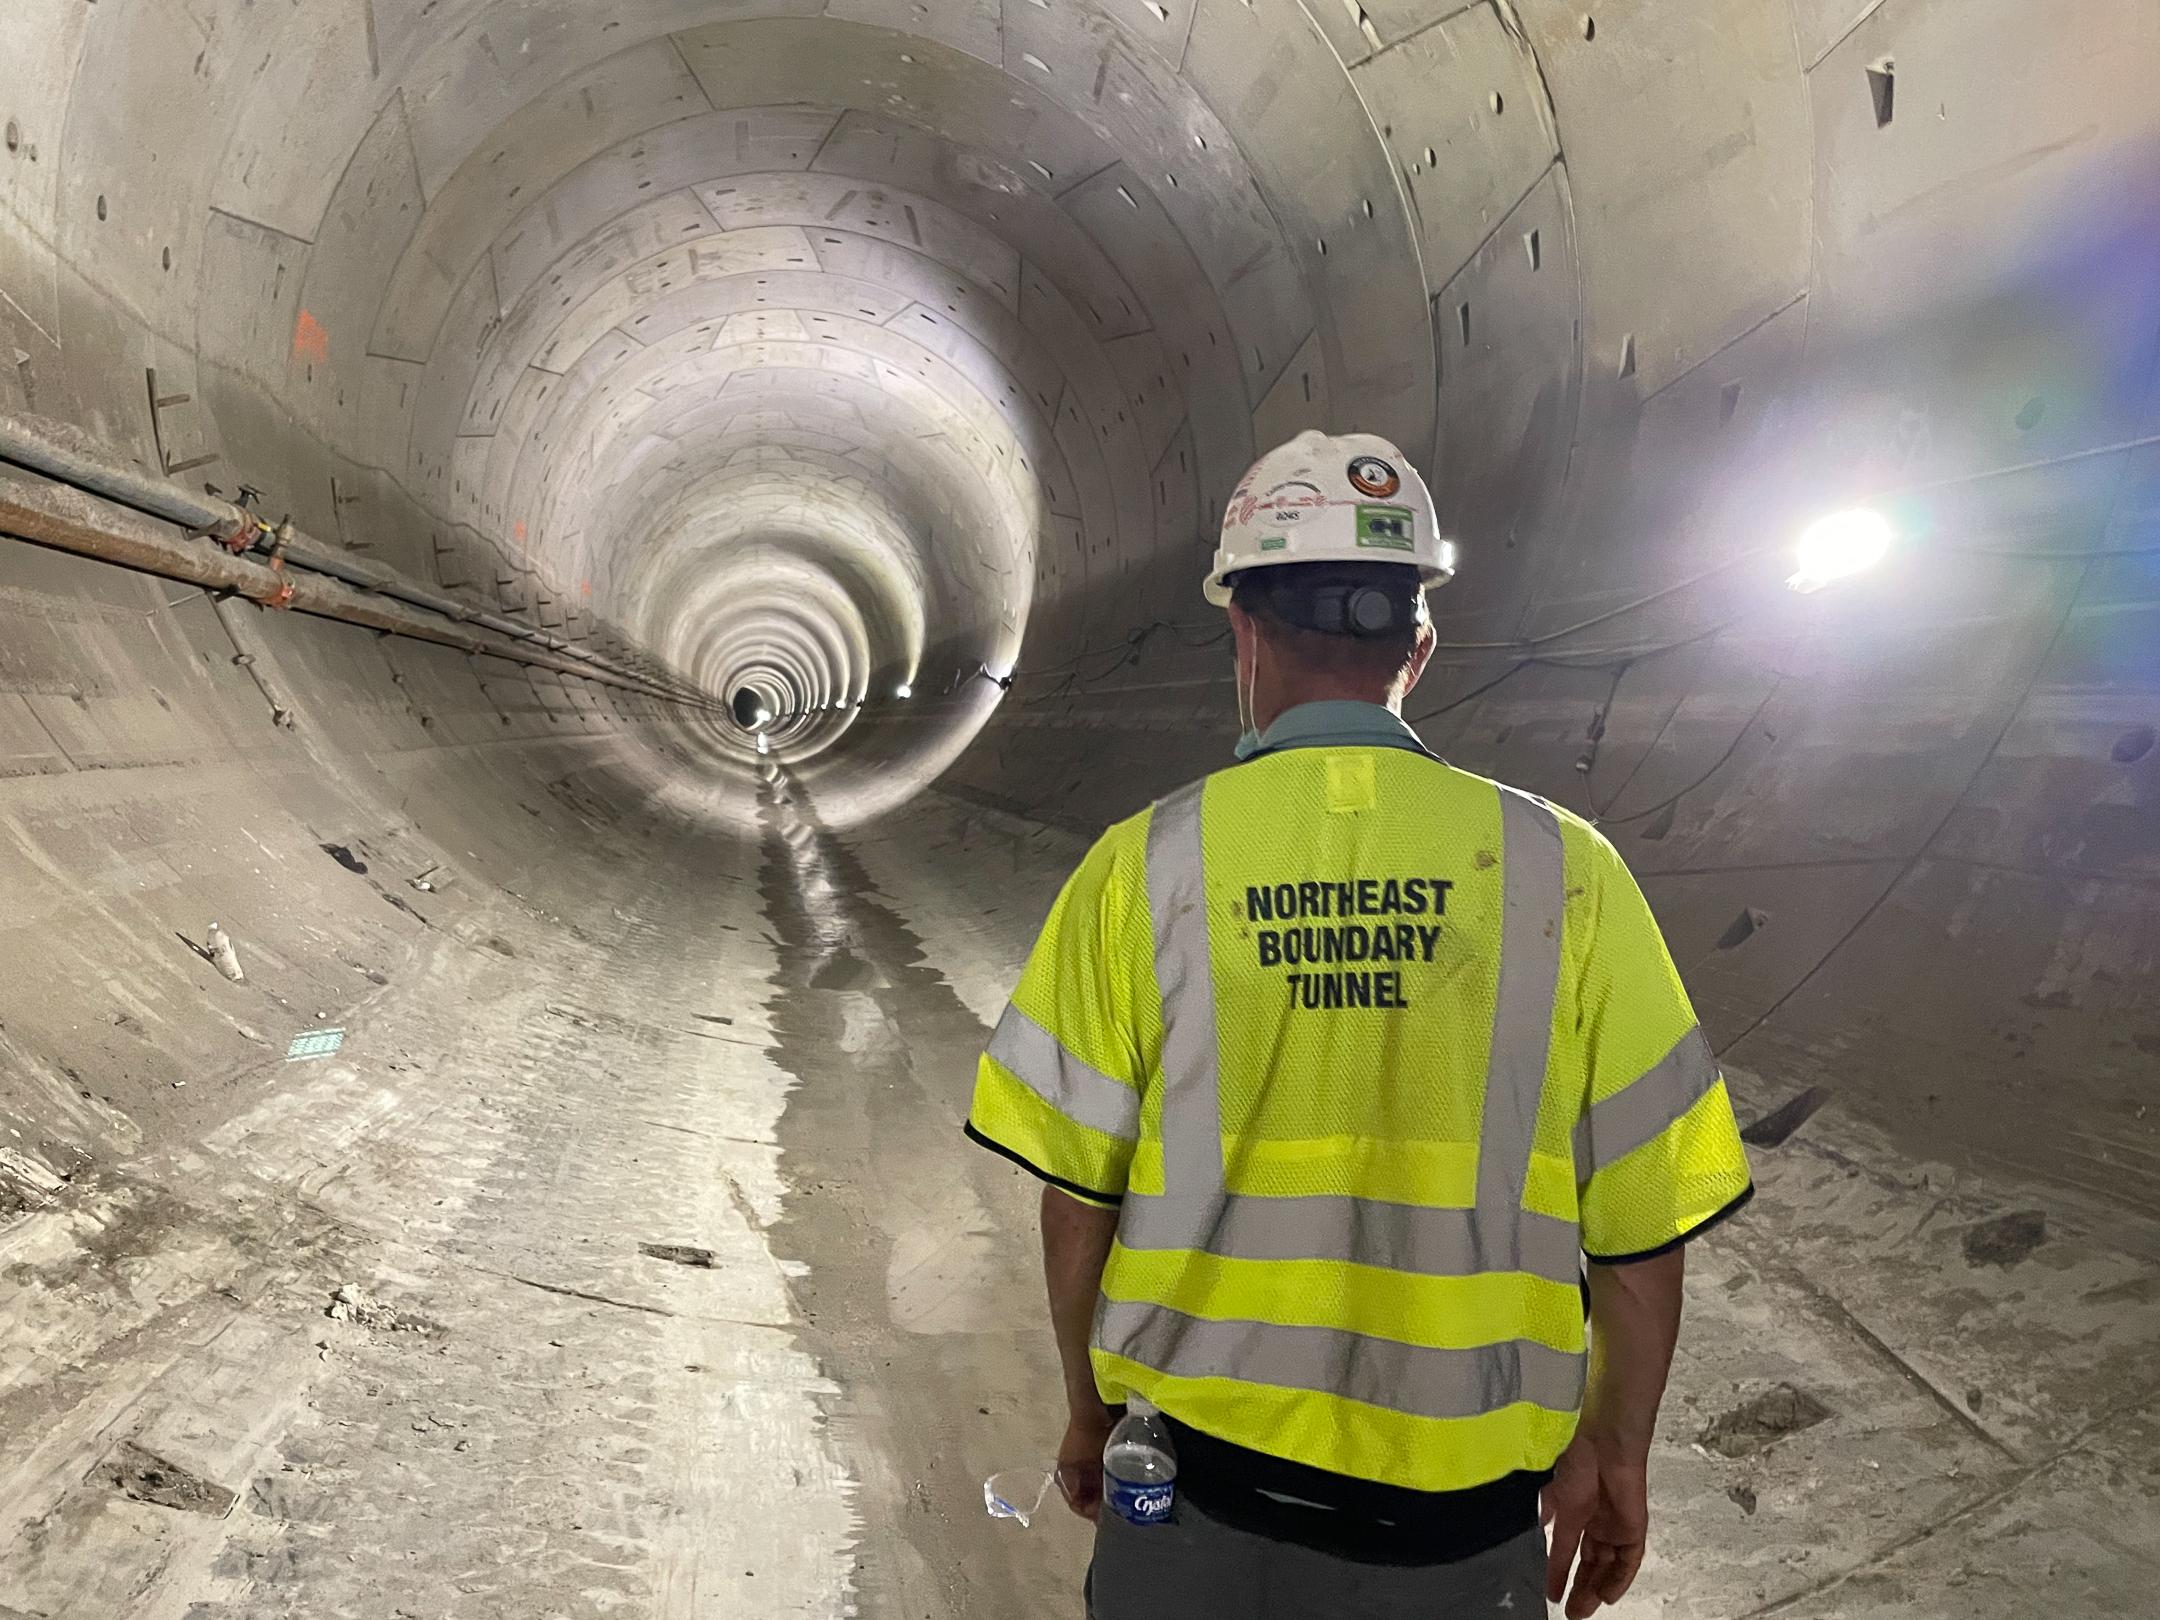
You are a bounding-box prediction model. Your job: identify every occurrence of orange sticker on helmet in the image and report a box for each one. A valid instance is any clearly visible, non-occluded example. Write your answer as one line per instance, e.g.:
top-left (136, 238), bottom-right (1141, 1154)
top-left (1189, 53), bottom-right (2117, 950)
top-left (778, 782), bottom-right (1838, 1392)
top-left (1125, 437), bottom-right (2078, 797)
top-left (1347, 455), bottom-right (1399, 498)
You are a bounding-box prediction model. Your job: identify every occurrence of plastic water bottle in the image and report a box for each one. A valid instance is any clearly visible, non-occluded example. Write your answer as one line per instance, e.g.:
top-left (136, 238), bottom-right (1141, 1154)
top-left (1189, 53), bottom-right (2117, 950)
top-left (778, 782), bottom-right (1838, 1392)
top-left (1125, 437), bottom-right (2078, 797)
top-left (1103, 1408), bottom-right (1177, 1526)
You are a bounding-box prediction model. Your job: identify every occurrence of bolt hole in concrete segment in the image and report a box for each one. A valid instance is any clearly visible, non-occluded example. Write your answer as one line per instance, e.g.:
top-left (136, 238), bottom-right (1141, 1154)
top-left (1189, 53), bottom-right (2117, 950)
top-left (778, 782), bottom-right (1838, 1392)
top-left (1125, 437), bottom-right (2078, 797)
top-left (1698, 1384), bottom-right (1836, 1459)
top-left (91, 1442), bottom-right (237, 1518)
top-left (323, 1283), bottom-right (446, 1336)
top-left (1962, 1209), bottom-right (2047, 1268)
top-left (639, 1241), bottom-right (719, 1269)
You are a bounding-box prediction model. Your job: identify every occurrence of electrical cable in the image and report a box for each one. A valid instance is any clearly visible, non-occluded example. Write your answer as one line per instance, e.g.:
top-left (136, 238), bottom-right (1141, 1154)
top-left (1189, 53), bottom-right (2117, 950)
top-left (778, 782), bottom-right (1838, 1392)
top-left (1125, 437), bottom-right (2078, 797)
top-left (1405, 658), bottom-right (1535, 722)
top-left (1425, 548), bottom-right (1776, 652)
top-left (1407, 607), bottom-right (1755, 729)
top-left (1016, 531), bottom-right (1785, 698)
top-left (1016, 508), bottom-right (2149, 706)
top-left (1012, 616), bottom-right (1225, 679)
top-left (1709, 553), bottom-right (2098, 1061)
top-left (1590, 677), bottom-right (1784, 828)
top-left (1946, 541), bottom-right (2160, 561)
top-left (1569, 659), bottom-right (1637, 797)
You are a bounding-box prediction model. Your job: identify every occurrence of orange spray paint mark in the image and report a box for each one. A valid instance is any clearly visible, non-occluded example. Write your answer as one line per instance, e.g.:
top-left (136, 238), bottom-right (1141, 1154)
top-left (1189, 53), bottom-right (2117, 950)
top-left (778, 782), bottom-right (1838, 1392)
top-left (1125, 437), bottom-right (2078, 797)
top-left (580, 579), bottom-right (592, 597)
top-left (292, 309), bottom-right (330, 366)
top-left (514, 520), bottom-right (529, 546)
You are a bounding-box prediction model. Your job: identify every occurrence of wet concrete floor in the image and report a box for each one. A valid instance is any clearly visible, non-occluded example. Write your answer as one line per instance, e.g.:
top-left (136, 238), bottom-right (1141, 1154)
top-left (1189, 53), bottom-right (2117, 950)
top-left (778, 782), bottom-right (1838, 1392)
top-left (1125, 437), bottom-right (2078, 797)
top-left (755, 766), bottom-right (1087, 1616)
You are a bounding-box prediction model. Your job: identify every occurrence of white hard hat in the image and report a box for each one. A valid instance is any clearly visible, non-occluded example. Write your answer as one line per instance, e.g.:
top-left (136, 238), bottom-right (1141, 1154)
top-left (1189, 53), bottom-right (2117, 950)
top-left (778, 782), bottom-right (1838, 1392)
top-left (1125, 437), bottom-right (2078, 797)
top-left (1204, 429), bottom-right (1457, 607)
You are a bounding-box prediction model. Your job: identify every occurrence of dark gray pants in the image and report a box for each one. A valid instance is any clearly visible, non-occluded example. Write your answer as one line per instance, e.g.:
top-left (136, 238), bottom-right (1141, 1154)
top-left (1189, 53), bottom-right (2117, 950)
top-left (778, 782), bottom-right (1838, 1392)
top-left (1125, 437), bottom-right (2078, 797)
top-left (1088, 1499), bottom-right (1548, 1619)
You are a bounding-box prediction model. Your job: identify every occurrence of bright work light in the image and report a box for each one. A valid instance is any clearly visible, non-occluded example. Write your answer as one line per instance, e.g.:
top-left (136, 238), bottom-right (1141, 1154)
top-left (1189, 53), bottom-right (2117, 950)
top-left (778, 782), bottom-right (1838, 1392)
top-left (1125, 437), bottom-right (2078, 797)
top-left (895, 682), bottom-right (913, 699)
top-left (1788, 509), bottom-right (1893, 593)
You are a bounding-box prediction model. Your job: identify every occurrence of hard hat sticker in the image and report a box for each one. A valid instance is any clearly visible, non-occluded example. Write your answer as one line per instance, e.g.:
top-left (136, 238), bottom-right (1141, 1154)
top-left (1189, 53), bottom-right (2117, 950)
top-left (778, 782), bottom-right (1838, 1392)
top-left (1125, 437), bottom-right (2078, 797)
top-left (1347, 455), bottom-right (1400, 498)
top-left (1355, 504), bottom-right (1415, 549)
top-left (1259, 535), bottom-right (1289, 551)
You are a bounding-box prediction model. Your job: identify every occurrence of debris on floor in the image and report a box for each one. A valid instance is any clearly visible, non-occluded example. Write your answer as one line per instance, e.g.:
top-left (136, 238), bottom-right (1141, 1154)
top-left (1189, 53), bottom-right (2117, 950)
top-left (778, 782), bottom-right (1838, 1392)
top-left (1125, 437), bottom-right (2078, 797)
top-left (285, 1027), bottom-right (347, 1062)
top-left (1698, 1383), bottom-right (1833, 1458)
top-left (91, 1440), bottom-right (237, 1518)
top-left (1963, 1209), bottom-right (2047, 1268)
top-left (0, 1146), bottom-right (70, 1215)
top-left (206, 922), bottom-right (245, 983)
top-left (324, 1284), bottom-right (444, 1336)
top-left (640, 1241), bottom-right (719, 1269)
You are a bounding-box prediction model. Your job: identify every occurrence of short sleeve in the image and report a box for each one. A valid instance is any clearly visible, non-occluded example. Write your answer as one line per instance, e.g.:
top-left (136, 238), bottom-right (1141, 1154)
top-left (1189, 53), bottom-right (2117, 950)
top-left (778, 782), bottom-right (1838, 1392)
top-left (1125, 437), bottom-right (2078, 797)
top-left (966, 821), bottom-right (1147, 1206)
top-left (1573, 833), bottom-right (1753, 1263)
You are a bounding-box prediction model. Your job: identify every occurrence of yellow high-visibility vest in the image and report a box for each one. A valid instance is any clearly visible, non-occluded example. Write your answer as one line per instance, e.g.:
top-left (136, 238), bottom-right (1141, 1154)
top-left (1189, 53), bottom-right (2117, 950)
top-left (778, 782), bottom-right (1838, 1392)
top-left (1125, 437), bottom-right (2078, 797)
top-left (967, 739), bottom-right (1753, 1493)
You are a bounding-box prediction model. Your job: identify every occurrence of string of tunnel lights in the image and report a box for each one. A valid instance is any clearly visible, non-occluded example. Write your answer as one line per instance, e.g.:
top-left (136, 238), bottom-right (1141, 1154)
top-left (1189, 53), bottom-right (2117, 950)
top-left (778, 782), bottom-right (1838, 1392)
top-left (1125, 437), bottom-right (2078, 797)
top-left (737, 506), bottom-right (2155, 782)
top-left (986, 506), bottom-right (1903, 708)
top-left (731, 507), bottom-right (1901, 734)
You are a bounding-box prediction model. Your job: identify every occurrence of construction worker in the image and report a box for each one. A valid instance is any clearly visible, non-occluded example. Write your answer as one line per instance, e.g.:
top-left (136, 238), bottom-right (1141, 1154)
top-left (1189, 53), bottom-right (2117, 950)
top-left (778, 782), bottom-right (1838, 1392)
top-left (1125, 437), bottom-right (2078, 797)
top-left (966, 430), bottom-right (1754, 1617)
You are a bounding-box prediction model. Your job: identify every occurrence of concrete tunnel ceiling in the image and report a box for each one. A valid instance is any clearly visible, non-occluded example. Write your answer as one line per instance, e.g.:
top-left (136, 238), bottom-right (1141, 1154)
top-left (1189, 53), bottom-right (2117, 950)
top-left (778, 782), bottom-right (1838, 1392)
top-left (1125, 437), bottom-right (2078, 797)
top-left (4, 0), bottom-right (1456, 816)
top-left (4, 0), bottom-right (2160, 1198)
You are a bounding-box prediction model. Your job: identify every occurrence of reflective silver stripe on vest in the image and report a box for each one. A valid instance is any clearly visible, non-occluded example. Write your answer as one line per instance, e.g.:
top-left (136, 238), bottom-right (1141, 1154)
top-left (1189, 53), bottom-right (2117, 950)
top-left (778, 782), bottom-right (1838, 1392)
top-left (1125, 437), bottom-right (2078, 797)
top-left (1146, 782), bottom-right (1223, 1189)
top-left (985, 1003), bottom-right (1141, 1143)
top-left (1573, 1024), bottom-right (1719, 1176)
top-left (1475, 788), bottom-right (1566, 1217)
top-left (1098, 1299), bottom-right (1588, 1421)
top-left (1118, 1192), bottom-right (1583, 1286)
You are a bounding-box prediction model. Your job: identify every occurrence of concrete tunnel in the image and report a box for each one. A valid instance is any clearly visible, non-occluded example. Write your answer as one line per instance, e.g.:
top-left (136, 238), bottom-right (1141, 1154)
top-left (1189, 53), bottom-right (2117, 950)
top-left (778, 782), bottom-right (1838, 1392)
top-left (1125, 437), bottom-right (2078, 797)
top-left (0, 0), bottom-right (2156, 1613)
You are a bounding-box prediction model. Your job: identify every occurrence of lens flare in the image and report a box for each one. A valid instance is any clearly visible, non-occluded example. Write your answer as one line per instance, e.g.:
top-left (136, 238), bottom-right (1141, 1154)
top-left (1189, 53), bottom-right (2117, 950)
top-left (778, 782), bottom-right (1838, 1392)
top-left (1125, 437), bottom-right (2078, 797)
top-left (1789, 509), bottom-right (1893, 593)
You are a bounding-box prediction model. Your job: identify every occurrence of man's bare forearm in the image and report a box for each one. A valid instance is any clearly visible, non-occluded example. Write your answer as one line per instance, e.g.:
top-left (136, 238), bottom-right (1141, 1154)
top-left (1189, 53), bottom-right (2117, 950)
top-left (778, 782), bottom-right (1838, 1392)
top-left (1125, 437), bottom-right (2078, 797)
top-left (1041, 1185), bottom-right (1120, 1418)
top-left (1581, 1248), bottom-right (1685, 1457)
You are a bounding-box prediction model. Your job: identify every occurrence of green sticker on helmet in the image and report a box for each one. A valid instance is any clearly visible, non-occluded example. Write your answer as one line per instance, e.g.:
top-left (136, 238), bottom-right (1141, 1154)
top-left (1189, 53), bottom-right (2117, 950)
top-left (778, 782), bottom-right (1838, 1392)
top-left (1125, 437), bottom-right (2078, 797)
top-left (1258, 535), bottom-right (1289, 552)
top-left (1355, 504), bottom-right (1415, 550)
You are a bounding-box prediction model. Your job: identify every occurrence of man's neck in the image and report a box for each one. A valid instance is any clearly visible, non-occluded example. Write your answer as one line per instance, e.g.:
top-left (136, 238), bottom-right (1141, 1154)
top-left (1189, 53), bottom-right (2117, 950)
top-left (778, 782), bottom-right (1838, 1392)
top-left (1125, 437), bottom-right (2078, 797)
top-left (1254, 687), bottom-right (1400, 734)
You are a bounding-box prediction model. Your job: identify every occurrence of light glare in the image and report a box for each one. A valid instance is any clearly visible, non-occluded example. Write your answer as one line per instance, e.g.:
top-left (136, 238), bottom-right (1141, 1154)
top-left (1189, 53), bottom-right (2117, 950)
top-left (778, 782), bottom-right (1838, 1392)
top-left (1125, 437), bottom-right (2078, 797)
top-left (1789, 508), bottom-right (1893, 593)
top-left (895, 682), bottom-right (913, 699)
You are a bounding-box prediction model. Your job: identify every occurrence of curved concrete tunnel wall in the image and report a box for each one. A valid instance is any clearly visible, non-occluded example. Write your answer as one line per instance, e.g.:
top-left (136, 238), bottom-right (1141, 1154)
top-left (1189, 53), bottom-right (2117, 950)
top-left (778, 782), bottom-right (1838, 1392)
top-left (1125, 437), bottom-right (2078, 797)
top-left (2, 0), bottom-right (2159, 1523)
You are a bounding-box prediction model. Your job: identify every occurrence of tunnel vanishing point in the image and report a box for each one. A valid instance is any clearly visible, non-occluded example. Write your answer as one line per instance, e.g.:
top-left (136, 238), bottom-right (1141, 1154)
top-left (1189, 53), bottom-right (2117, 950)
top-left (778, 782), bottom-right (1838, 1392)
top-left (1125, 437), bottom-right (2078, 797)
top-left (1, 0), bottom-right (2157, 1615)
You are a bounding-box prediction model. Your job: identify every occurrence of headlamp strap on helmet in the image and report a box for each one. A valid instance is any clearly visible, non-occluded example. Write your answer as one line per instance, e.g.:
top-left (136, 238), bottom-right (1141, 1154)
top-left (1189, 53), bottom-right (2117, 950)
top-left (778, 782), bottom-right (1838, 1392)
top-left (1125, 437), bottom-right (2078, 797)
top-left (1266, 579), bottom-right (1430, 638)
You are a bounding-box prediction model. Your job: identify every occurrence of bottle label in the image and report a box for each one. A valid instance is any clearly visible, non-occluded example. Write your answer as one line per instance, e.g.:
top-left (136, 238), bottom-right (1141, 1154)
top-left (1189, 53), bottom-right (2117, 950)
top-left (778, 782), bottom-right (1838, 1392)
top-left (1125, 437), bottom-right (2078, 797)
top-left (1107, 1476), bottom-right (1174, 1526)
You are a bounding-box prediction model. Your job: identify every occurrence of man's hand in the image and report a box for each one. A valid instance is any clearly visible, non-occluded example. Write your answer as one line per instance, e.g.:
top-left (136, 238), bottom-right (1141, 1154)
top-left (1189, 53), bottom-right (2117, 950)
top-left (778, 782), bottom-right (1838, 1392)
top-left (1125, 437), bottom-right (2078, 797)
top-left (1055, 1404), bottom-right (1116, 1521)
top-left (1547, 1248), bottom-right (1683, 1615)
top-left (1542, 1429), bottom-right (1649, 1618)
top-left (1040, 1187), bottom-right (1122, 1520)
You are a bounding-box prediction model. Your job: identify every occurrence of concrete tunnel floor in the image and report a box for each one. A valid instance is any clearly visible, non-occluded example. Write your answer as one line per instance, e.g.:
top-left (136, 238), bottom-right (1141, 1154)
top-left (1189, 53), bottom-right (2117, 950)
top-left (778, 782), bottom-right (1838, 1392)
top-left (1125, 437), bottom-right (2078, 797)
top-left (2, 737), bottom-right (2156, 1618)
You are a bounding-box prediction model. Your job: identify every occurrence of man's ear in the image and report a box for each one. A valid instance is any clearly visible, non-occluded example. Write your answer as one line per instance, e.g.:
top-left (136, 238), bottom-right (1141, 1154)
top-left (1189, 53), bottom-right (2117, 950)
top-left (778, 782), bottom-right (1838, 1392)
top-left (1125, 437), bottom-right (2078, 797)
top-left (1226, 602), bottom-right (1257, 659)
top-left (1401, 621), bottom-right (1437, 695)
